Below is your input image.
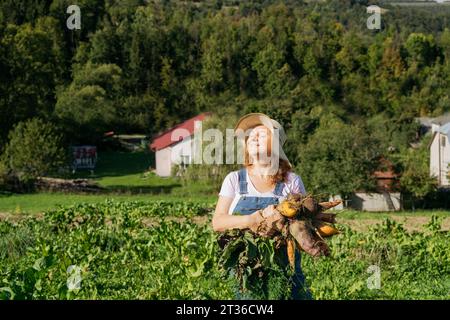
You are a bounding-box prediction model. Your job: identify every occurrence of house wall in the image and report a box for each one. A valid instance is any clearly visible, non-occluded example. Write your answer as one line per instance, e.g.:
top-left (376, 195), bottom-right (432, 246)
top-left (155, 137), bottom-right (194, 177)
top-left (431, 123), bottom-right (441, 134)
top-left (441, 134), bottom-right (450, 186)
top-left (155, 147), bottom-right (172, 177)
top-left (430, 132), bottom-right (450, 186)
top-left (170, 136), bottom-right (193, 165)
top-left (350, 192), bottom-right (402, 211)
top-left (430, 133), bottom-right (440, 183)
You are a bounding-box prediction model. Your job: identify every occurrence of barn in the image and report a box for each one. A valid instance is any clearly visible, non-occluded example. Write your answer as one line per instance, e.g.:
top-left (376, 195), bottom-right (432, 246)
top-left (149, 113), bottom-right (211, 177)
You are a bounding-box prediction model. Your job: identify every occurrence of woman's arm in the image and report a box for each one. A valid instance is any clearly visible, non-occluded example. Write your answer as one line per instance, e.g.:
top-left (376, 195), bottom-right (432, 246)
top-left (212, 196), bottom-right (262, 232)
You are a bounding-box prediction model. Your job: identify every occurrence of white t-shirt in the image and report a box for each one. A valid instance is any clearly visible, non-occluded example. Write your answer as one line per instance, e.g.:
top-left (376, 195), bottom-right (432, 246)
top-left (219, 170), bottom-right (307, 215)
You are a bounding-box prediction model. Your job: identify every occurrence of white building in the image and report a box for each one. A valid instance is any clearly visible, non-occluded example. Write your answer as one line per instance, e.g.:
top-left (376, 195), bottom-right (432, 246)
top-left (149, 113), bottom-right (211, 177)
top-left (429, 121), bottom-right (450, 187)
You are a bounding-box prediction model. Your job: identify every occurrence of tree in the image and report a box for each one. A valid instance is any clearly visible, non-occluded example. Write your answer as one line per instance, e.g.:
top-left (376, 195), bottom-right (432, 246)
top-left (335, 31), bottom-right (369, 76)
top-left (394, 137), bottom-right (437, 208)
top-left (0, 0), bottom-right (50, 25)
top-left (297, 118), bottom-right (381, 197)
top-left (118, 93), bottom-right (159, 135)
top-left (404, 33), bottom-right (439, 68)
top-left (252, 43), bottom-right (295, 97)
top-left (439, 28), bottom-right (450, 63)
top-left (201, 36), bottom-right (225, 95)
top-left (285, 108), bottom-right (321, 165)
top-left (128, 5), bottom-right (165, 92)
top-left (0, 22), bottom-right (61, 143)
top-left (0, 118), bottom-right (67, 187)
top-left (54, 63), bottom-right (122, 144)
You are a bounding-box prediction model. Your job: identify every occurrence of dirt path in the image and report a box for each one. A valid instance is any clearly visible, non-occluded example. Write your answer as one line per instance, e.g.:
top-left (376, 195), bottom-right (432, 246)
top-left (338, 216), bottom-right (450, 232)
top-left (141, 215), bottom-right (450, 232)
top-left (2, 212), bottom-right (449, 233)
top-left (0, 212), bottom-right (28, 222)
top-left (142, 215), bottom-right (450, 232)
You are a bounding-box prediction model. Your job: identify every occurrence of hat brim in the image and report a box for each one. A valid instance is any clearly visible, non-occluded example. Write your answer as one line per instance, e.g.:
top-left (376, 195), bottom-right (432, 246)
top-left (234, 113), bottom-right (274, 134)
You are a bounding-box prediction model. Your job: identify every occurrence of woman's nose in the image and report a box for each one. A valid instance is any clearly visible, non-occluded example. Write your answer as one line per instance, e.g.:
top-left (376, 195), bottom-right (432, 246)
top-left (250, 135), bottom-right (258, 142)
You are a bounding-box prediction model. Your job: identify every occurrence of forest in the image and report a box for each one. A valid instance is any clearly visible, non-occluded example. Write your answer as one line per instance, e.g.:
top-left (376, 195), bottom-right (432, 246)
top-left (1, 0), bottom-right (450, 202)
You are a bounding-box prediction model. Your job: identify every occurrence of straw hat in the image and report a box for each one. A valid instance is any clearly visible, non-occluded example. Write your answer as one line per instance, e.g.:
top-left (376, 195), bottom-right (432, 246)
top-left (234, 113), bottom-right (291, 167)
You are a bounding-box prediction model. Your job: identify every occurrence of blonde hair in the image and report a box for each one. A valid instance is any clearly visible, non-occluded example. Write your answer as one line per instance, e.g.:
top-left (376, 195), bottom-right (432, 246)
top-left (243, 126), bottom-right (292, 185)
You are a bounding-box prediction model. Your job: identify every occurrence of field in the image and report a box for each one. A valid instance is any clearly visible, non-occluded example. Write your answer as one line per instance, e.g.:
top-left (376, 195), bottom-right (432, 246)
top-left (0, 150), bottom-right (215, 214)
top-left (1, 151), bottom-right (449, 300)
top-left (1, 200), bottom-right (449, 300)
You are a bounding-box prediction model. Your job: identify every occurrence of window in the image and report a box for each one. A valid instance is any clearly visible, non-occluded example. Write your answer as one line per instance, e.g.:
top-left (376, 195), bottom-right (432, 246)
top-left (180, 155), bottom-right (190, 168)
top-left (441, 136), bottom-right (446, 148)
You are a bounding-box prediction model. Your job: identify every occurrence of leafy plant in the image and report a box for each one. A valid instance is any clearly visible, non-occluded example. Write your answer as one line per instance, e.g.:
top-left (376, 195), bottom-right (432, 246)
top-left (218, 229), bottom-right (292, 300)
top-left (0, 201), bottom-right (448, 300)
top-left (0, 118), bottom-right (67, 188)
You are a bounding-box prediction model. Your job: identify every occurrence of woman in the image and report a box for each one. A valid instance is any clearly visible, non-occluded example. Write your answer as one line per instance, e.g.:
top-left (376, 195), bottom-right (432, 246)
top-left (212, 113), bottom-right (312, 300)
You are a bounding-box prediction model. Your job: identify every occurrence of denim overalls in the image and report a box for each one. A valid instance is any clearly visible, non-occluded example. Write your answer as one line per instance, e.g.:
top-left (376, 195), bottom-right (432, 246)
top-left (231, 168), bottom-right (312, 300)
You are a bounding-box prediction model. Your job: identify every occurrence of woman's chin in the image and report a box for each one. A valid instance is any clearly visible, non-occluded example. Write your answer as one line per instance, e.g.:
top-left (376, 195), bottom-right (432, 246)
top-left (249, 158), bottom-right (273, 165)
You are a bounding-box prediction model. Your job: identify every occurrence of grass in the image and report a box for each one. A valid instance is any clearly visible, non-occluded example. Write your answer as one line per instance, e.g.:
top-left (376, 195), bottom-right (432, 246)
top-left (70, 150), bottom-right (216, 195)
top-left (0, 150), bottom-right (222, 213)
top-left (0, 193), bottom-right (217, 214)
top-left (71, 151), bottom-right (172, 190)
top-left (1, 192), bottom-right (450, 217)
top-left (1, 150), bottom-right (449, 218)
top-left (69, 149), bottom-right (217, 193)
top-left (73, 150), bottom-right (153, 178)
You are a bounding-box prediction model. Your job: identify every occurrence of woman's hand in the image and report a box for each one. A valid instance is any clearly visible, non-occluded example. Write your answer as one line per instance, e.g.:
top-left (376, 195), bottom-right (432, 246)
top-left (213, 196), bottom-right (258, 232)
top-left (261, 204), bottom-right (280, 218)
top-left (249, 205), bottom-right (285, 237)
top-left (212, 197), bottom-right (285, 235)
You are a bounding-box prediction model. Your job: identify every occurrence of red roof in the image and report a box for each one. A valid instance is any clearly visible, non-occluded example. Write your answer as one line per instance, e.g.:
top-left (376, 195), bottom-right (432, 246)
top-left (373, 170), bottom-right (398, 179)
top-left (149, 112), bottom-right (212, 151)
top-left (371, 156), bottom-right (399, 179)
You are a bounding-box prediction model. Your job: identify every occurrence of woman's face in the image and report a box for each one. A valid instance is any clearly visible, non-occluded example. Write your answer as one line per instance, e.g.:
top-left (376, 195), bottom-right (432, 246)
top-left (246, 125), bottom-right (271, 161)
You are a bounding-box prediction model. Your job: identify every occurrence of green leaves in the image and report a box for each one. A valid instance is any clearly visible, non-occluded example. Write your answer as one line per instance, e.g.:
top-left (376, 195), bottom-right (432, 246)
top-left (394, 139), bottom-right (438, 201)
top-left (218, 230), bottom-right (290, 299)
top-left (424, 215), bottom-right (444, 233)
top-left (221, 237), bottom-right (245, 270)
top-left (54, 63), bottom-right (123, 144)
top-left (1, 200), bottom-right (233, 300)
top-left (0, 118), bottom-right (67, 187)
top-left (0, 287), bottom-right (15, 300)
top-left (298, 120), bottom-right (381, 197)
top-left (302, 218), bottom-right (450, 299)
top-left (0, 200), bottom-right (449, 300)
top-left (405, 33), bottom-right (439, 68)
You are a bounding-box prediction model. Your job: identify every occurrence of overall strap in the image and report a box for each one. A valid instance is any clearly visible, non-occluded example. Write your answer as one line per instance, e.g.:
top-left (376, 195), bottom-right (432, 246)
top-left (274, 180), bottom-right (285, 196)
top-left (238, 168), bottom-right (248, 194)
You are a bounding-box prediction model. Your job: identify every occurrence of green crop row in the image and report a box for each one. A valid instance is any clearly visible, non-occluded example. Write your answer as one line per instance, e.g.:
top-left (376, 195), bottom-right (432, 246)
top-left (0, 201), bottom-right (448, 300)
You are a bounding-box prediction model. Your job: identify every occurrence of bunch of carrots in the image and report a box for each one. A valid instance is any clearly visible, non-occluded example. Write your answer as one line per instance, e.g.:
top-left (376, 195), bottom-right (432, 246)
top-left (274, 193), bottom-right (342, 266)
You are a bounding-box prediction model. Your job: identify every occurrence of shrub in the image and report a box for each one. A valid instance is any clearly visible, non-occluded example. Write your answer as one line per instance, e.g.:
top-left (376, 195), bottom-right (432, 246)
top-left (0, 118), bottom-right (67, 189)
